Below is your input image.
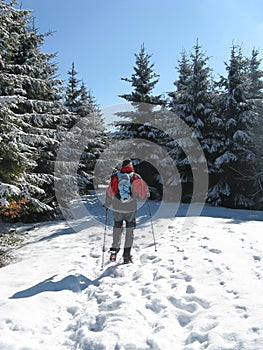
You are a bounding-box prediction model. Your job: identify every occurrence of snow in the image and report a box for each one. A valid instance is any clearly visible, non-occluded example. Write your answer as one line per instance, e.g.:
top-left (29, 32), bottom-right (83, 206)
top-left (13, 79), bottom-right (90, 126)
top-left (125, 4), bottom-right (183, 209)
top-left (1, 197), bottom-right (263, 349)
top-left (0, 96), bottom-right (19, 104)
top-left (0, 183), bottom-right (22, 205)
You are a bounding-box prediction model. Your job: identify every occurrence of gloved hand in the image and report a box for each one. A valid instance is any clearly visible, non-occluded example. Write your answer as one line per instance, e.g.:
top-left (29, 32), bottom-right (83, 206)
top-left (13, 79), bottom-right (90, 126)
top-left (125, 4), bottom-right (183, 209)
top-left (103, 203), bottom-right (109, 210)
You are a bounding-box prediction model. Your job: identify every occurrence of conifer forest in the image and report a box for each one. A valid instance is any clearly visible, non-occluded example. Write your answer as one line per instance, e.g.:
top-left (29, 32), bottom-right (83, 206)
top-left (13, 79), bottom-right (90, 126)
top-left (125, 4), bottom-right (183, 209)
top-left (1, 0), bottom-right (263, 223)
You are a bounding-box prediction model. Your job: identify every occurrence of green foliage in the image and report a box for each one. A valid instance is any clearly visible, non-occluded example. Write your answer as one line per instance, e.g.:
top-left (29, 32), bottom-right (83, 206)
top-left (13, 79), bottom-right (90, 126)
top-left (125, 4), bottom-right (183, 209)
top-left (1, 0), bottom-right (263, 214)
top-left (0, 142), bottom-right (24, 182)
top-left (119, 44), bottom-right (164, 105)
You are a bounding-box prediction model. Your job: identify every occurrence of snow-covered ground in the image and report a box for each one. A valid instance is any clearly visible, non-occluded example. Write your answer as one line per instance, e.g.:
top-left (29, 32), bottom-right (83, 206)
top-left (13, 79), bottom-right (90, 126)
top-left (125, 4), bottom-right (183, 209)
top-left (1, 197), bottom-right (263, 350)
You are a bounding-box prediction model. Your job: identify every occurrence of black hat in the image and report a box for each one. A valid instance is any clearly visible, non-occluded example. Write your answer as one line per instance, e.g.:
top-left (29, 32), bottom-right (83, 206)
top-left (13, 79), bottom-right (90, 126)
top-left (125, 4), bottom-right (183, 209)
top-left (122, 159), bottom-right (132, 167)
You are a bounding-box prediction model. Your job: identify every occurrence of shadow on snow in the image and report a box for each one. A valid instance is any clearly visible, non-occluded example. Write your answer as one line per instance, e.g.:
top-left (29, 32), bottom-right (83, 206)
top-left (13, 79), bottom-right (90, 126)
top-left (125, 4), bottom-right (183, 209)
top-left (9, 264), bottom-right (121, 299)
top-left (83, 195), bottom-right (263, 225)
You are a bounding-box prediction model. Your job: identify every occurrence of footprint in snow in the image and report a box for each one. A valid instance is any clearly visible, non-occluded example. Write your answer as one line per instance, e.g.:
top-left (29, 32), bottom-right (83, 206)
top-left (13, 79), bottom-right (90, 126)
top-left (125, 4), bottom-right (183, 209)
top-left (145, 298), bottom-right (167, 313)
top-left (167, 296), bottom-right (198, 313)
top-left (253, 255), bottom-right (261, 262)
top-left (99, 300), bottom-right (123, 312)
top-left (170, 270), bottom-right (192, 283)
top-left (67, 306), bottom-right (79, 316)
top-left (183, 295), bottom-right (210, 309)
top-left (234, 304), bottom-right (249, 319)
top-left (186, 285), bottom-right (195, 294)
top-left (185, 331), bottom-right (209, 346)
top-left (209, 248), bottom-right (222, 254)
top-left (177, 312), bottom-right (192, 327)
top-left (90, 252), bottom-right (100, 259)
top-left (226, 289), bottom-right (239, 297)
top-left (202, 236), bottom-right (210, 240)
top-left (89, 314), bottom-right (107, 332)
top-left (139, 253), bottom-right (159, 264)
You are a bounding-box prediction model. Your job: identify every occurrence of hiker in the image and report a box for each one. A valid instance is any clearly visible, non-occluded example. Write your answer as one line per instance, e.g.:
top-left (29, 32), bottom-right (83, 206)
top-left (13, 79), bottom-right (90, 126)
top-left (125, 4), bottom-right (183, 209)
top-left (104, 159), bottom-right (149, 264)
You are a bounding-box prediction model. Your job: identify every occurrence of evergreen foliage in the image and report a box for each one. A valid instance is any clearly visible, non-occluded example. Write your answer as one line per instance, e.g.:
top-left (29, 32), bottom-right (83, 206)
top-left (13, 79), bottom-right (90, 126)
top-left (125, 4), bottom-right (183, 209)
top-left (168, 41), bottom-right (220, 201)
top-left (0, 1), bottom-right (104, 221)
top-left (0, 1), bottom-right (67, 220)
top-left (208, 45), bottom-right (258, 208)
top-left (119, 44), bottom-right (163, 106)
top-left (114, 44), bottom-right (166, 198)
top-left (63, 63), bottom-right (107, 195)
top-left (64, 62), bottom-right (82, 113)
top-left (1, 0), bottom-right (263, 216)
top-left (245, 49), bottom-right (263, 208)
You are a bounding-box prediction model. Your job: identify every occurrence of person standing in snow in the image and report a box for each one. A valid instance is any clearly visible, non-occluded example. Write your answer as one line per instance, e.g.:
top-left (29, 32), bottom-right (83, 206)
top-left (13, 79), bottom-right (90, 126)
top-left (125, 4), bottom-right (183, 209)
top-left (104, 159), bottom-right (149, 264)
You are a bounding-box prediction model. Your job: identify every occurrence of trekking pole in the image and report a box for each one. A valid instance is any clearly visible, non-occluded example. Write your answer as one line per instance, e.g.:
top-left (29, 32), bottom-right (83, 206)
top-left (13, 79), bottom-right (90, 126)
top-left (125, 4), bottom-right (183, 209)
top-left (101, 207), bottom-right (108, 268)
top-left (146, 199), bottom-right (157, 252)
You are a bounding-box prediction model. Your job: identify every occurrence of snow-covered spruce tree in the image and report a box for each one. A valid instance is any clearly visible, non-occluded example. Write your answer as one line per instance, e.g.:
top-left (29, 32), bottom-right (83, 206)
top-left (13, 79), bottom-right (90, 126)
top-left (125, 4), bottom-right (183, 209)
top-left (246, 49), bottom-right (263, 208)
top-left (168, 49), bottom-right (194, 201)
top-left (77, 84), bottom-right (107, 193)
top-left (209, 45), bottom-right (258, 209)
top-left (168, 49), bottom-right (192, 117)
top-left (114, 44), bottom-right (166, 198)
top-left (64, 62), bottom-right (82, 116)
top-left (63, 63), bottom-right (107, 195)
top-left (0, 95), bottom-right (28, 217)
top-left (119, 44), bottom-right (163, 106)
top-left (0, 1), bottom-right (73, 221)
top-left (168, 41), bottom-right (221, 202)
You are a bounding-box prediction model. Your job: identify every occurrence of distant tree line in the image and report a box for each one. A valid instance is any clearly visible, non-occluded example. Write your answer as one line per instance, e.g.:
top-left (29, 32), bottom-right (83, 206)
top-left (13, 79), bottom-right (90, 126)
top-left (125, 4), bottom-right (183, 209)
top-left (0, 0), bottom-right (262, 222)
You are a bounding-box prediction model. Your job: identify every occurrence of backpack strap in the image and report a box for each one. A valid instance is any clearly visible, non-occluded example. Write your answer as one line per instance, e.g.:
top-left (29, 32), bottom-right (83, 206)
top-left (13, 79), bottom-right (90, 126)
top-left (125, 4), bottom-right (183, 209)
top-left (131, 174), bottom-right (149, 200)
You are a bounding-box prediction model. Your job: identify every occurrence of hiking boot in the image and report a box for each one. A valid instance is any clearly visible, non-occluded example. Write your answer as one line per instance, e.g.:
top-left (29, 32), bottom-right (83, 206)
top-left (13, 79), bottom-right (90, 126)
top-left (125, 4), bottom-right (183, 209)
top-left (110, 252), bottom-right (117, 262)
top-left (109, 248), bottom-right (120, 263)
top-left (123, 256), bottom-right (133, 264)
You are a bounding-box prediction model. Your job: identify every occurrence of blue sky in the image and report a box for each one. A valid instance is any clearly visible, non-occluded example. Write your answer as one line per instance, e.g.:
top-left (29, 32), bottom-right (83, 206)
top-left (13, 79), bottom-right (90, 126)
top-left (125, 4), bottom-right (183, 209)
top-left (21, 0), bottom-right (263, 108)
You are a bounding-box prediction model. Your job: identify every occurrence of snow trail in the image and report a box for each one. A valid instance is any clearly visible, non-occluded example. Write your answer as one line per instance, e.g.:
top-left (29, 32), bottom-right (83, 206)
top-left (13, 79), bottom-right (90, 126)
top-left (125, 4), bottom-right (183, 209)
top-left (0, 200), bottom-right (263, 349)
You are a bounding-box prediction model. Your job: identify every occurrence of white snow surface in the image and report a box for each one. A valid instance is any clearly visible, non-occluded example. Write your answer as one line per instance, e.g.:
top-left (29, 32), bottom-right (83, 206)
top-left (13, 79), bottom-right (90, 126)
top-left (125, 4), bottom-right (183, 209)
top-left (1, 197), bottom-right (263, 350)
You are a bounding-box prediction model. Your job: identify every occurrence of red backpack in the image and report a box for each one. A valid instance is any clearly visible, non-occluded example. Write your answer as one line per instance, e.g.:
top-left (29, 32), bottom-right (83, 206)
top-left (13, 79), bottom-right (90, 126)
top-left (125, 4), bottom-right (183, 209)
top-left (131, 175), bottom-right (149, 200)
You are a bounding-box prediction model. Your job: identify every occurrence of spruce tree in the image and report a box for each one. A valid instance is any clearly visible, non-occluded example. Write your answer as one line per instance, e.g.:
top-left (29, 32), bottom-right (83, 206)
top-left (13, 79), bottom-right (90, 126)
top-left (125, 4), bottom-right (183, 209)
top-left (210, 45), bottom-right (257, 208)
top-left (75, 83), bottom-right (107, 193)
top-left (64, 62), bottom-right (82, 113)
top-left (114, 44), bottom-right (165, 198)
top-left (167, 49), bottom-right (194, 200)
top-left (0, 1), bottom-right (72, 221)
top-left (169, 50), bottom-right (192, 117)
top-left (0, 1), bottom-right (32, 210)
top-left (247, 49), bottom-right (263, 208)
top-left (63, 65), bottom-right (107, 194)
top-left (168, 41), bottom-right (218, 201)
top-left (119, 43), bottom-right (163, 106)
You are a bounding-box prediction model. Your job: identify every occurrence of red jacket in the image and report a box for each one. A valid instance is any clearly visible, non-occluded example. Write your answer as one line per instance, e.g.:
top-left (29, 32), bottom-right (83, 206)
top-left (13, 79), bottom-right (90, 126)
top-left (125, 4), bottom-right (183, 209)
top-left (105, 165), bottom-right (148, 211)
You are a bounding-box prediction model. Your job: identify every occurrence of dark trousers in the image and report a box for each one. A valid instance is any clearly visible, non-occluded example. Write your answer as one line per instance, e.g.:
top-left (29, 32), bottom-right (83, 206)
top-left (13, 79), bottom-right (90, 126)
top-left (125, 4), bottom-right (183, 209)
top-left (111, 211), bottom-right (136, 257)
